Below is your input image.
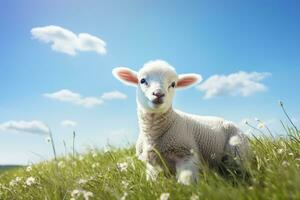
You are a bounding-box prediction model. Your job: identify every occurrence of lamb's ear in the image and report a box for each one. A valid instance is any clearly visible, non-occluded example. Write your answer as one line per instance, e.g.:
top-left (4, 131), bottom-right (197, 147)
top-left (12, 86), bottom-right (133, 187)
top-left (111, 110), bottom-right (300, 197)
top-left (112, 67), bottom-right (138, 86)
top-left (176, 73), bottom-right (202, 89)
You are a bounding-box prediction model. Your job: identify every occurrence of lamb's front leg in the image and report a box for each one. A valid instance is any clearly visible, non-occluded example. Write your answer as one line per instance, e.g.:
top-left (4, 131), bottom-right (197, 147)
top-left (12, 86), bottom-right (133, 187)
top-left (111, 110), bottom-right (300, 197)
top-left (175, 155), bottom-right (200, 185)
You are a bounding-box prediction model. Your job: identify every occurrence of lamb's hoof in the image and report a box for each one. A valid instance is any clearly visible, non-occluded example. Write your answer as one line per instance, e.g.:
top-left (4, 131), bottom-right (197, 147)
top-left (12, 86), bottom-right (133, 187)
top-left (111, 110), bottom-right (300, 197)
top-left (177, 170), bottom-right (197, 185)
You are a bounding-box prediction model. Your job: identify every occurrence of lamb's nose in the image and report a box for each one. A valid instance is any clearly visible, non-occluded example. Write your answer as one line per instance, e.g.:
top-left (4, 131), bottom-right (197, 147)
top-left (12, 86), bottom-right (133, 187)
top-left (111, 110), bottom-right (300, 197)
top-left (152, 91), bottom-right (165, 98)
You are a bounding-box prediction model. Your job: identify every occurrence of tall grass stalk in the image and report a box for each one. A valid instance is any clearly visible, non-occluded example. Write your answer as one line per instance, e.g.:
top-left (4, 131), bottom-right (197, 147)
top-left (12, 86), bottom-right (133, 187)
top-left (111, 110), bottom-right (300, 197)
top-left (279, 101), bottom-right (299, 133)
top-left (63, 140), bottom-right (67, 156)
top-left (245, 121), bottom-right (265, 136)
top-left (48, 128), bottom-right (57, 161)
top-left (72, 131), bottom-right (76, 158)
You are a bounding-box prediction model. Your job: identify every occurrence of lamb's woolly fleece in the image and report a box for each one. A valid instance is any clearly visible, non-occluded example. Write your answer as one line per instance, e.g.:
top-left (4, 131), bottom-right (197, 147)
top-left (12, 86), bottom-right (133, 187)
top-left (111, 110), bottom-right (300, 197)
top-left (136, 107), bottom-right (249, 174)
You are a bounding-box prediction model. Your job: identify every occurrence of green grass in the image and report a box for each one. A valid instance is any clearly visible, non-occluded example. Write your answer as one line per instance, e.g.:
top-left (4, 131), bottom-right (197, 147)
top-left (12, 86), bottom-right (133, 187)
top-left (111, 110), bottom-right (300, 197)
top-left (0, 102), bottom-right (299, 200)
top-left (0, 129), bottom-right (300, 200)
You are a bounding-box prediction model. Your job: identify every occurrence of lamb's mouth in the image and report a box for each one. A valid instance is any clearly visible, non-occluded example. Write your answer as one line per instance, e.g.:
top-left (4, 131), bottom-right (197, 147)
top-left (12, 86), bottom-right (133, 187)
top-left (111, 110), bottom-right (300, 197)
top-left (152, 98), bottom-right (164, 105)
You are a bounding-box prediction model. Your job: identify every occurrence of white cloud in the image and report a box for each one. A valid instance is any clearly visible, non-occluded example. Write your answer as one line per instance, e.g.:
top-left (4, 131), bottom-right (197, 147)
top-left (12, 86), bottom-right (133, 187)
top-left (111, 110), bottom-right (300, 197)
top-left (101, 91), bottom-right (127, 100)
top-left (61, 120), bottom-right (77, 127)
top-left (44, 89), bottom-right (103, 108)
top-left (44, 89), bottom-right (126, 108)
top-left (31, 25), bottom-right (106, 56)
top-left (0, 120), bottom-right (49, 135)
top-left (197, 71), bottom-right (271, 99)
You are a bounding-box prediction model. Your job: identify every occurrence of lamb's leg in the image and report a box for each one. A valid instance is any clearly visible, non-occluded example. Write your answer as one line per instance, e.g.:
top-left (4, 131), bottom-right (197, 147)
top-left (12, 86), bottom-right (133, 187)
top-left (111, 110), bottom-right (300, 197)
top-left (222, 133), bottom-right (251, 180)
top-left (135, 134), bottom-right (144, 160)
top-left (175, 155), bottom-right (199, 185)
top-left (146, 163), bottom-right (162, 181)
top-left (226, 134), bottom-right (250, 167)
top-left (222, 123), bottom-right (250, 169)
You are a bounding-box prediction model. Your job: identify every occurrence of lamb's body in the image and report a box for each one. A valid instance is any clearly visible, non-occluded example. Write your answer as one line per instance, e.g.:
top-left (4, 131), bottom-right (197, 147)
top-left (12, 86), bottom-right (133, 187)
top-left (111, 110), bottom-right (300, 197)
top-left (113, 60), bottom-right (250, 184)
top-left (136, 107), bottom-right (249, 179)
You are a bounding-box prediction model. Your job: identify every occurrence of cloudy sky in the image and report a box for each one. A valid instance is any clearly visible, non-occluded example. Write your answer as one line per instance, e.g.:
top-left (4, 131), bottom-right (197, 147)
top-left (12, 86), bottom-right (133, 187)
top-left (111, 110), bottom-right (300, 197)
top-left (0, 0), bottom-right (300, 165)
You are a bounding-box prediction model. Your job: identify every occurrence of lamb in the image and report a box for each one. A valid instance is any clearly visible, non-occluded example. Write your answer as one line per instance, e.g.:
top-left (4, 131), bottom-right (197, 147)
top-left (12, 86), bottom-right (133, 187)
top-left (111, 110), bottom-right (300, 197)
top-left (112, 60), bottom-right (250, 185)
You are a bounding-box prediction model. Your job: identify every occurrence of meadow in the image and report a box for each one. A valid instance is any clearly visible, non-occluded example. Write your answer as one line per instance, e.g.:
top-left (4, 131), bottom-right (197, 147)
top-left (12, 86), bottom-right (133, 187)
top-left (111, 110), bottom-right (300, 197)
top-left (0, 102), bottom-right (299, 200)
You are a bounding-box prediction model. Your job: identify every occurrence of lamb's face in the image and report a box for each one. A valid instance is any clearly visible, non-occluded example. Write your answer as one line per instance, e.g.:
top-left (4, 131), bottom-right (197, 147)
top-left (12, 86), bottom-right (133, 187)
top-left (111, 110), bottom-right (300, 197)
top-left (136, 61), bottom-right (178, 112)
top-left (113, 60), bottom-right (202, 113)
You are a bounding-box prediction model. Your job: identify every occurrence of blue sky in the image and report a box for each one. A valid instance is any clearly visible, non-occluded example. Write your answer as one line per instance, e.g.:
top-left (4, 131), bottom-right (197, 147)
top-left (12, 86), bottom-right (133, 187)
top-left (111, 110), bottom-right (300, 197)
top-left (0, 0), bottom-right (300, 165)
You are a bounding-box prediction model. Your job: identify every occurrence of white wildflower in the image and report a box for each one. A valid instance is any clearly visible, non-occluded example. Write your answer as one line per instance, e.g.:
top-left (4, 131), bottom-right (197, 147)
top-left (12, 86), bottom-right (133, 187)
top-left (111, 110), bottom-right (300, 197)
top-left (288, 152), bottom-right (294, 156)
top-left (282, 161), bottom-right (289, 167)
top-left (295, 158), bottom-right (300, 162)
top-left (117, 162), bottom-right (128, 172)
top-left (229, 135), bottom-right (242, 146)
top-left (121, 180), bottom-right (129, 188)
top-left (190, 194), bottom-right (199, 200)
top-left (277, 148), bottom-right (284, 154)
top-left (78, 179), bottom-right (88, 185)
top-left (257, 122), bottom-right (265, 129)
top-left (71, 189), bottom-right (81, 199)
top-left (92, 152), bottom-right (97, 158)
top-left (15, 177), bottom-right (22, 182)
top-left (160, 193), bottom-right (170, 200)
top-left (120, 192), bottom-right (128, 200)
top-left (25, 177), bottom-right (36, 186)
top-left (9, 178), bottom-right (19, 187)
top-left (71, 189), bottom-right (80, 195)
top-left (26, 166), bottom-right (32, 172)
top-left (58, 161), bottom-right (65, 168)
top-left (92, 162), bottom-right (100, 169)
top-left (104, 146), bottom-right (110, 153)
top-left (83, 191), bottom-right (93, 200)
top-left (9, 177), bottom-right (22, 187)
top-left (78, 155), bottom-right (84, 161)
top-left (71, 189), bottom-right (93, 200)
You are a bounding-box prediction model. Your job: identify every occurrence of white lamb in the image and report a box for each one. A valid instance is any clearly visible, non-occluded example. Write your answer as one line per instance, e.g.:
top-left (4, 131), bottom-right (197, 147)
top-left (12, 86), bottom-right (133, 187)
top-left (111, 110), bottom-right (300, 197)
top-left (113, 60), bottom-right (250, 185)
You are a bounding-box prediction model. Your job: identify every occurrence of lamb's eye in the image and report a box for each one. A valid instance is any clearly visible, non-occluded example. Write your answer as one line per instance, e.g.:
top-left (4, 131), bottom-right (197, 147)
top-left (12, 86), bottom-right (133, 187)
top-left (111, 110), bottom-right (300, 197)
top-left (140, 78), bottom-right (147, 84)
top-left (171, 82), bottom-right (176, 88)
